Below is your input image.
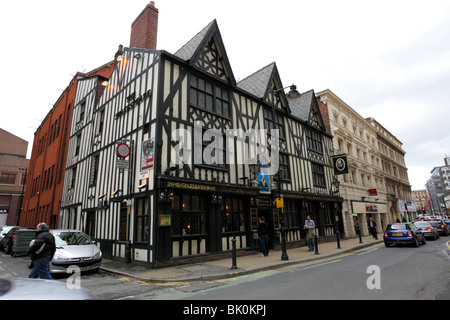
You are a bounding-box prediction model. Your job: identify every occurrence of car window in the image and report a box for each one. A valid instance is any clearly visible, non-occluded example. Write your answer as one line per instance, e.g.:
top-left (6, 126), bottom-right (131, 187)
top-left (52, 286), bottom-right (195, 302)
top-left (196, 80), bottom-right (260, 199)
top-left (1, 226), bottom-right (14, 234)
top-left (408, 224), bottom-right (417, 231)
top-left (414, 222), bottom-right (430, 228)
top-left (387, 224), bottom-right (407, 231)
top-left (54, 232), bottom-right (94, 246)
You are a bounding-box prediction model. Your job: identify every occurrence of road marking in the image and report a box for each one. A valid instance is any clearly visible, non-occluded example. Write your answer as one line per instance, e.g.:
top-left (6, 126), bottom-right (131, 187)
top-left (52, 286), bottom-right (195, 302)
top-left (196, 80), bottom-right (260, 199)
top-left (446, 240), bottom-right (450, 250)
top-left (301, 259), bottom-right (342, 270)
top-left (357, 247), bottom-right (379, 256)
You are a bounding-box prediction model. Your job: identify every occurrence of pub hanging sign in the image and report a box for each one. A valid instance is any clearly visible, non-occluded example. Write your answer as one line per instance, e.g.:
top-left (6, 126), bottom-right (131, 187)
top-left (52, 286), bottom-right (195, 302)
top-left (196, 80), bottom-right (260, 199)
top-left (331, 154), bottom-right (349, 175)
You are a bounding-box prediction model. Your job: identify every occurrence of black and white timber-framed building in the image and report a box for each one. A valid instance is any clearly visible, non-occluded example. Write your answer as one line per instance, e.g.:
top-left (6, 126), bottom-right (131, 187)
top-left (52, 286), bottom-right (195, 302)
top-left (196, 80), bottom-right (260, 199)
top-left (60, 19), bottom-right (343, 266)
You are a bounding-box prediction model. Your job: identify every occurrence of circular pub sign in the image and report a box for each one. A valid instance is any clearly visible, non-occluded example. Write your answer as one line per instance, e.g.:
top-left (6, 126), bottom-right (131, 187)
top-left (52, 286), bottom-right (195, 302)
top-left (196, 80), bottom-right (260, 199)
top-left (117, 143), bottom-right (131, 159)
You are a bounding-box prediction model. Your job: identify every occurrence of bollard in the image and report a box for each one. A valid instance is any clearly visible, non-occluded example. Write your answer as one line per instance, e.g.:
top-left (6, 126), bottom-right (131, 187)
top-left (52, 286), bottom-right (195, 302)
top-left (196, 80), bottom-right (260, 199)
top-left (125, 240), bottom-right (132, 264)
top-left (314, 234), bottom-right (319, 255)
top-left (358, 229), bottom-right (363, 243)
top-left (231, 237), bottom-right (237, 269)
top-left (336, 230), bottom-right (341, 249)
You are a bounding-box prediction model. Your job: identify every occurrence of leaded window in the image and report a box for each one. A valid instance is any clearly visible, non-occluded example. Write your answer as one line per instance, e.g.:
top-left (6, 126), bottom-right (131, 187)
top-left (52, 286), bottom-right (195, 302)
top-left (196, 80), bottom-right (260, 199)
top-left (190, 74), bottom-right (230, 117)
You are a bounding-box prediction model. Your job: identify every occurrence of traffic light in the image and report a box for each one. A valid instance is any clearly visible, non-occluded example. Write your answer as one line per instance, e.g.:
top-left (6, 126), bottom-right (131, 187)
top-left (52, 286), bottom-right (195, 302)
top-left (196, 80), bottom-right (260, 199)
top-left (422, 207), bottom-right (426, 214)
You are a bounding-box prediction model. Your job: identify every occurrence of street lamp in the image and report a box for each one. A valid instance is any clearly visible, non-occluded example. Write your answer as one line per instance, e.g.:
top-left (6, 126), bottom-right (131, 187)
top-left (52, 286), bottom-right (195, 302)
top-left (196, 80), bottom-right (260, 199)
top-left (16, 167), bottom-right (27, 226)
top-left (331, 177), bottom-right (341, 249)
top-left (249, 162), bottom-right (260, 188)
top-left (277, 169), bottom-right (289, 261)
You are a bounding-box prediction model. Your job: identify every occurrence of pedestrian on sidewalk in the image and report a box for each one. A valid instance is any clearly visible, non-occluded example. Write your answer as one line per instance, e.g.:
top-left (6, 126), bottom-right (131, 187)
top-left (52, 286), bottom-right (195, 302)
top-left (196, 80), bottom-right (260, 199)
top-left (367, 217), bottom-right (378, 240)
top-left (28, 222), bottom-right (56, 280)
top-left (304, 215), bottom-right (315, 252)
top-left (257, 217), bottom-right (270, 257)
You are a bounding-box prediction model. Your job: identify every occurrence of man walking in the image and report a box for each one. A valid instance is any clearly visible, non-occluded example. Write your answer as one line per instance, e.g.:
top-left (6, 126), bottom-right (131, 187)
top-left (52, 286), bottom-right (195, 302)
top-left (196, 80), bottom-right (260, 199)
top-left (28, 222), bottom-right (56, 280)
top-left (367, 217), bottom-right (378, 240)
top-left (304, 215), bottom-right (315, 252)
top-left (257, 217), bottom-right (270, 257)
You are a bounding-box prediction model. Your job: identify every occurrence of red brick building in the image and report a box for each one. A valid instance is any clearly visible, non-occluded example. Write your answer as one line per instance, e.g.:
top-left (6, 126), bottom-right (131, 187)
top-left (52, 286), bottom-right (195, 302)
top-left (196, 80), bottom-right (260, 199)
top-left (20, 62), bottom-right (116, 228)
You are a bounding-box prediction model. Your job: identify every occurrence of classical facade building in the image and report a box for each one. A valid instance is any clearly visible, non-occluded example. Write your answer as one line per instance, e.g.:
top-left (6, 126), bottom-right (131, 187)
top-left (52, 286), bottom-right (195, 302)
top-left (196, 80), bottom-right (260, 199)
top-left (366, 117), bottom-right (412, 221)
top-left (411, 189), bottom-right (430, 215)
top-left (316, 90), bottom-right (387, 238)
top-left (0, 129), bottom-right (29, 225)
top-left (59, 3), bottom-right (343, 266)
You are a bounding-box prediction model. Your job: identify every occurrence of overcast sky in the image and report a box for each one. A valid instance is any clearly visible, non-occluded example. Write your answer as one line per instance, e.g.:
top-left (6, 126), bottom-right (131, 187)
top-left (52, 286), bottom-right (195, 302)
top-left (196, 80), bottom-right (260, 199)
top-left (1, 0), bottom-right (449, 190)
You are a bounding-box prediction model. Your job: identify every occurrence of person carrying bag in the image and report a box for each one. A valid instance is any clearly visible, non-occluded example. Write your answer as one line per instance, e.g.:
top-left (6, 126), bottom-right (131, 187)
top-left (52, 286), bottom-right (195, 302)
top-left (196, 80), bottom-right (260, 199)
top-left (28, 223), bottom-right (56, 280)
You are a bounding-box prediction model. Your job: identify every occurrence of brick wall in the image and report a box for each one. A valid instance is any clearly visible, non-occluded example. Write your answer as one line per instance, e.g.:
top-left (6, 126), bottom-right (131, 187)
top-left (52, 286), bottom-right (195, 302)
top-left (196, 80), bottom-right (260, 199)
top-left (130, 1), bottom-right (159, 50)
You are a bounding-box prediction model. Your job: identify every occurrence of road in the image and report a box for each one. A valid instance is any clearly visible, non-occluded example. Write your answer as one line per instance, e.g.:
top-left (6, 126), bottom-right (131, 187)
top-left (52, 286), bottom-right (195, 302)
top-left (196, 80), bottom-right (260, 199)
top-left (1, 237), bottom-right (449, 301)
top-left (161, 237), bottom-right (450, 300)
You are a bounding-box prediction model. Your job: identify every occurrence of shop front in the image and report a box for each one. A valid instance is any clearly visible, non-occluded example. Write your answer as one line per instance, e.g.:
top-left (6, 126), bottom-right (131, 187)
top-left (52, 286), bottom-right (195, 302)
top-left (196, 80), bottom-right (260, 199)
top-left (351, 201), bottom-right (387, 236)
top-left (155, 178), bottom-right (343, 263)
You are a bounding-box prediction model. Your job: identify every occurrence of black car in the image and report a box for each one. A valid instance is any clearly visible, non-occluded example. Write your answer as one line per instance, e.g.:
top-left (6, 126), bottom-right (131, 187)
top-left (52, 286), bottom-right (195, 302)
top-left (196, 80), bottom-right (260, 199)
top-left (425, 219), bottom-right (449, 236)
top-left (414, 221), bottom-right (439, 240)
top-left (0, 227), bottom-right (22, 254)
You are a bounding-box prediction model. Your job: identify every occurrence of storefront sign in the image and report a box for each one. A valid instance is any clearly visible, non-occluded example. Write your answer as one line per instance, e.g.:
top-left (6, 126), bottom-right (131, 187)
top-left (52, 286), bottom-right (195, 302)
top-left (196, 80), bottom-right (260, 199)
top-left (141, 138), bottom-right (155, 170)
top-left (331, 154), bottom-right (349, 175)
top-left (115, 90), bottom-right (152, 120)
top-left (159, 214), bottom-right (172, 227)
top-left (257, 162), bottom-right (271, 194)
top-left (366, 204), bottom-right (378, 212)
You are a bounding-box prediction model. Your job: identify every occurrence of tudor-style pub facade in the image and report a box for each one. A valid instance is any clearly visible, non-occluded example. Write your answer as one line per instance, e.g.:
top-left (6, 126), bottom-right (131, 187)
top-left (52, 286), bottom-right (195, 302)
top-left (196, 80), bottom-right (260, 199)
top-left (60, 11), bottom-right (342, 266)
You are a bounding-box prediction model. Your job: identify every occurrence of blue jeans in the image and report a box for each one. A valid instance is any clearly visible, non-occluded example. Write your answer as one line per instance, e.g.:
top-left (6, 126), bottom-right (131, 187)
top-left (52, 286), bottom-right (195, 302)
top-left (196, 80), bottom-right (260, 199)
top-left (29, 256), bottom-right (53, 280)
top-left (306, 236), bottom-right (314, 251)
top-left (259, 234), bottom-right (269, 256)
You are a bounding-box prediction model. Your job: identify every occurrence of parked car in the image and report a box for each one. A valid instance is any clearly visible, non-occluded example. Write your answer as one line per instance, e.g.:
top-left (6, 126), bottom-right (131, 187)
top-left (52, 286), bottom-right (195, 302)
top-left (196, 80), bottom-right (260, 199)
top-left (425, 219), bottom-right (450, 236)
top-left (0, 226), bottom-right (17, 249)
top-left (0, 278), bottom-right (91, 300)
top-left (384, 222), bottom-right (426, 247)
top-left (0, 227), bottom-right (22, 253)
top-left (47, 230), bottom-right (102, 274)
top-left (413, 221), bottom-right (439, 240)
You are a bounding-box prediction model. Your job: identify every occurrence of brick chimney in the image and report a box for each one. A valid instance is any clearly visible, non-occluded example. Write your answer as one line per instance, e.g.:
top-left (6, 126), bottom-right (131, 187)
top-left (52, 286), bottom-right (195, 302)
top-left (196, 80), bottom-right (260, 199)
top-left (130, 1), bottom-right (159, 50)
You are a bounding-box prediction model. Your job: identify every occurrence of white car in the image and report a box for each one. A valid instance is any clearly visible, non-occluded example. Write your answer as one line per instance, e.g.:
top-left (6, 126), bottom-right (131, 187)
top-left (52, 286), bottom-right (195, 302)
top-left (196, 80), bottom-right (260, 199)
top-left (0, 278), bottom-right (91, 300)
top-left (50, 230), bottom-right (102, 274)
top-left (29, 230), bottom-right (102, 274)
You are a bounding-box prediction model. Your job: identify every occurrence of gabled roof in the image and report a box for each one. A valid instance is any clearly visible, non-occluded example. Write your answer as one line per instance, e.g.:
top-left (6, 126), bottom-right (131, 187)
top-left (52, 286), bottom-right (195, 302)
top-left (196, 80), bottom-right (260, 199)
top-left (174, 20), bottom-right (236, 86)
top-left (174, 20), bottom-right (215, 61)
top-left (237, 63), bottom-right (275, 99)
top-left (237, 62), bottom-right (289, 111)
top-left (289, 89), bottom-right (326, 132)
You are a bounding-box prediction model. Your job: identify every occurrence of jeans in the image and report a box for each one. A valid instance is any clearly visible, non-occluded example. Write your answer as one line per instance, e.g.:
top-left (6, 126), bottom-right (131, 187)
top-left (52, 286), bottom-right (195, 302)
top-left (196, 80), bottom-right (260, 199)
top-left (259, 234), bottom-right (269, 256)
top-left (29, 256), bottom-right (53, 280)
top-left (306, 236), bottom-right (314, 251)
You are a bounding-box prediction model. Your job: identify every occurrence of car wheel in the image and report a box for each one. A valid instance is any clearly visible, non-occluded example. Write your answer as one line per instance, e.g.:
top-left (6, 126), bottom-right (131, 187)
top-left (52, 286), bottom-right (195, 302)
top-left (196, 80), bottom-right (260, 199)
top-left (422, 236), bottom-right (426, 245)
top-left (414, 237), bottom-right (420, 247)
top-left (5, 242), bottom-right (11, 254)
top-left (384, 242), bottom-right (391, 247)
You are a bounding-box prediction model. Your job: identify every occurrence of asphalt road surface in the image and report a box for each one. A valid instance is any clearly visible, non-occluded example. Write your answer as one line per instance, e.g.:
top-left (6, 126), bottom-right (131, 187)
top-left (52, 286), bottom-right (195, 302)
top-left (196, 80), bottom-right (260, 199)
top-left (162, 237), bottom-right (450, 300)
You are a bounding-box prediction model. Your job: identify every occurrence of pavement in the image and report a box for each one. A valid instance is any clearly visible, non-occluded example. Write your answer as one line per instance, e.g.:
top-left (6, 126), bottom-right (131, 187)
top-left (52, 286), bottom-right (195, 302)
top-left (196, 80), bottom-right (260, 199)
top-left (100, 235), bottom-right (383, 283)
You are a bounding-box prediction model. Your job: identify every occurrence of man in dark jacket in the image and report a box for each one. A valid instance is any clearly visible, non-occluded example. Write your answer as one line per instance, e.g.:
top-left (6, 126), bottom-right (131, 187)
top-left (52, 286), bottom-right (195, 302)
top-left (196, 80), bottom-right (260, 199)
top-left (257, 217), bottom-right (270, 257)
top-left (28, 223), bottom-right (56, 280)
